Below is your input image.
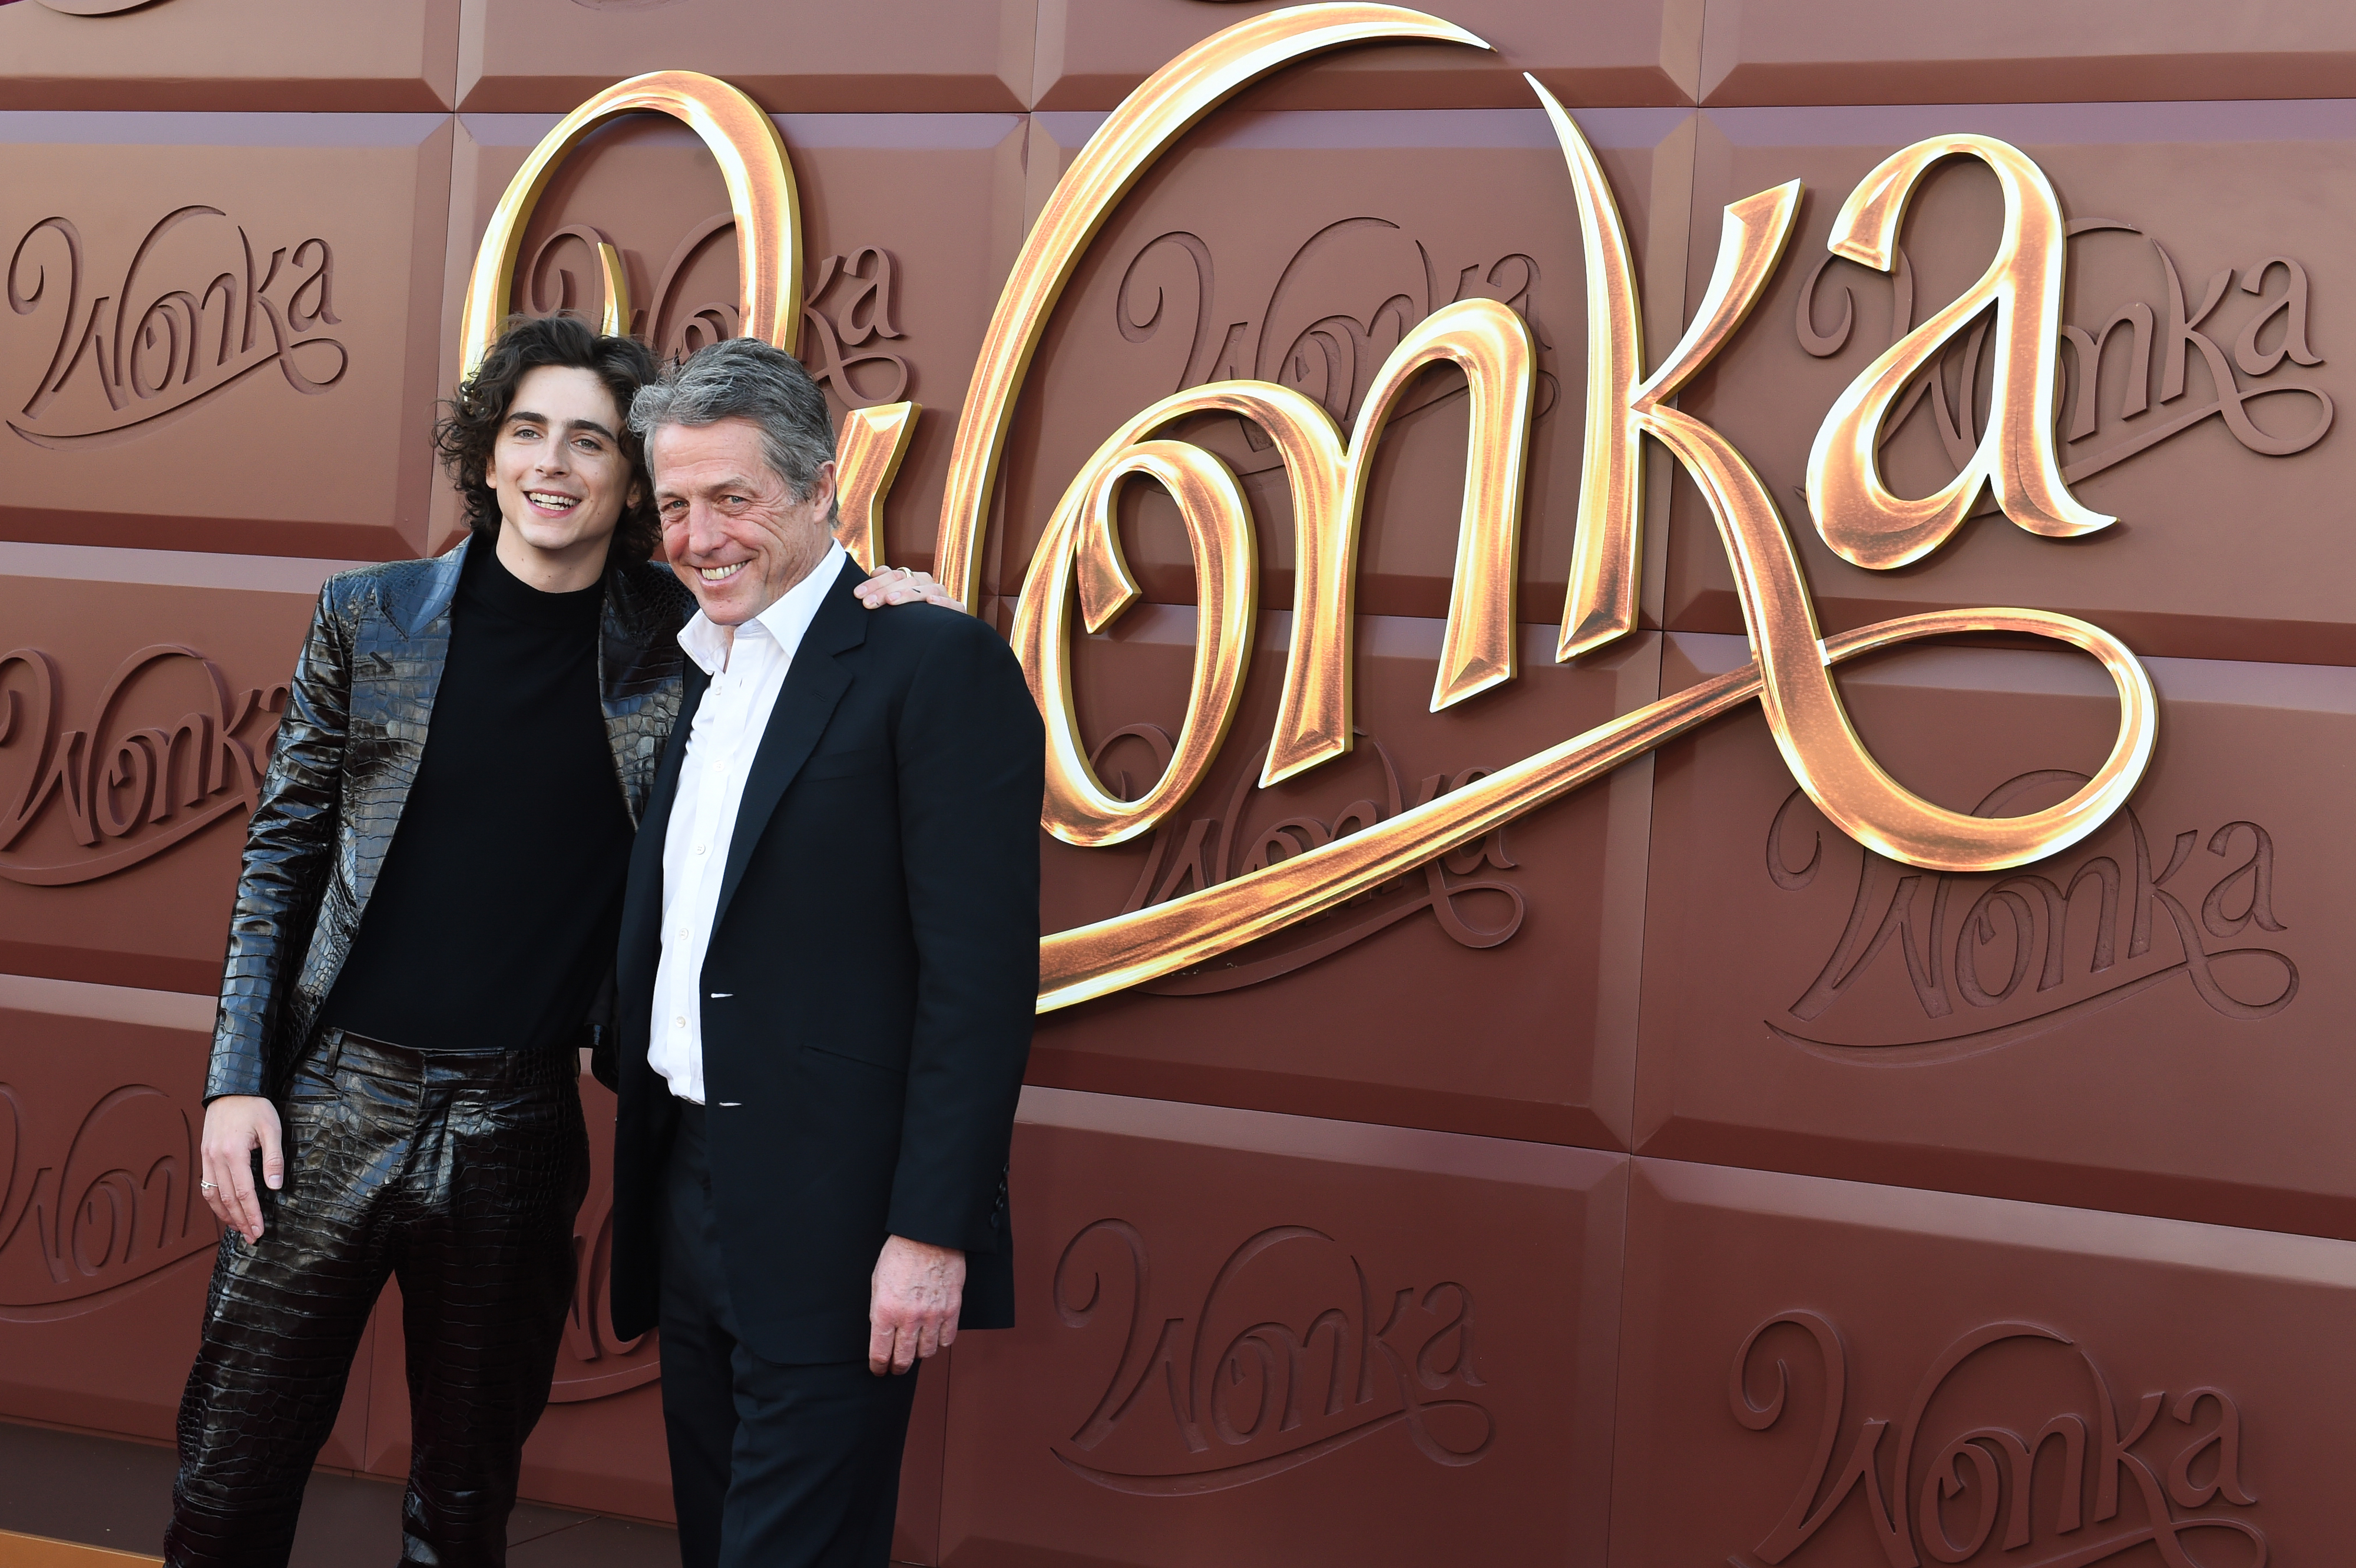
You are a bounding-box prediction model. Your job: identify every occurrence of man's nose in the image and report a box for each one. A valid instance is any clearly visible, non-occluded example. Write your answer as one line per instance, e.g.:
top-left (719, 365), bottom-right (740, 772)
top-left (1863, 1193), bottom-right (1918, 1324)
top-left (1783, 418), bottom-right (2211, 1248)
top-left (683, 502), bottom-right (727, 557)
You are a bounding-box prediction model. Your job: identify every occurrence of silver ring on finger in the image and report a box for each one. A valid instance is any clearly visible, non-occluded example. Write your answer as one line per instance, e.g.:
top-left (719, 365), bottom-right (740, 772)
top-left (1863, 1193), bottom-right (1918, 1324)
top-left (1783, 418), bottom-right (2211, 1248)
top-left (198, 1180), bottom-right (217, 1191)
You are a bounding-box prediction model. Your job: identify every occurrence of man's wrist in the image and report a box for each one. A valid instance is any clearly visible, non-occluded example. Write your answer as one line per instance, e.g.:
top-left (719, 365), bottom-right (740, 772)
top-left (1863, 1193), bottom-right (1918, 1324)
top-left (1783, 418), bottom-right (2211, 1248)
top-left (886, 1233), bottom-right (964, 1261)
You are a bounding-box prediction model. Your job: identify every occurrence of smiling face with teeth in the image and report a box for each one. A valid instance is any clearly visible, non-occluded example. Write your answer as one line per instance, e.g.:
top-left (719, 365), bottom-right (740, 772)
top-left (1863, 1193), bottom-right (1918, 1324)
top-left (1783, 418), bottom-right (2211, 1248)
top-left (650, 415), bottom-right (838, 628)
top-left (487, 365), bottom-right (643, 592)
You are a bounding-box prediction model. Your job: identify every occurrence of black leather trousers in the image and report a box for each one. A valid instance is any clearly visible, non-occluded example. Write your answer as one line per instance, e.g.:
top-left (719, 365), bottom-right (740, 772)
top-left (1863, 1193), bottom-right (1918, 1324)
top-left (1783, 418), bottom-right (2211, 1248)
top-left (165, 1029), bottom-right (589, 1567)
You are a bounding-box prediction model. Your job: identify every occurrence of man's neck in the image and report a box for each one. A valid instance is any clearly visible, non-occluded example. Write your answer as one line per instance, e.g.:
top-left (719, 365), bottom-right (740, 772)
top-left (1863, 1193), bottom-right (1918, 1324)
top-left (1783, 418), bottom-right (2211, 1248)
top-left (494, 525), bottom-right (610, 593)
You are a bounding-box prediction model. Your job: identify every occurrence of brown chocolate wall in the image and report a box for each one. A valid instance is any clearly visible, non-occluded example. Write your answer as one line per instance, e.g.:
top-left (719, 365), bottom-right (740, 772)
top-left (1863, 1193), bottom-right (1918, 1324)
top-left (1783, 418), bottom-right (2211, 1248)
top-left (2, 2), bottom-right (2347, 1564)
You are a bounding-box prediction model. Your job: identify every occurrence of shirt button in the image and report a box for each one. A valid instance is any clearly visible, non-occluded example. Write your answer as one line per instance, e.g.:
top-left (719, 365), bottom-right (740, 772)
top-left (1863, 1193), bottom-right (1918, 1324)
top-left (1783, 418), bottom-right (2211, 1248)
top-left (694, 843), bottom-right (707, 855)
top-left (673, 1016), bottom-right (686, 1029)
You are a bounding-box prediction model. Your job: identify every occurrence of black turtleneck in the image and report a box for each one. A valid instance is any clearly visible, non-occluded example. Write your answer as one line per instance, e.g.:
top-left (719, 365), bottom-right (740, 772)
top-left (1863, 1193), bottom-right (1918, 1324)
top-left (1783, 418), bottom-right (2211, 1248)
top-left (324, 538), bottom-right (634, 1054)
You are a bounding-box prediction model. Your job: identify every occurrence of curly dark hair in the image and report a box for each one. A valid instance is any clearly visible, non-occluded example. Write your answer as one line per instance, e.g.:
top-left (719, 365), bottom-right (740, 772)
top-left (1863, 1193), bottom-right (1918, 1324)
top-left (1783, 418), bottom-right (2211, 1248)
top-left (434, 313), bottom-right (663, 563)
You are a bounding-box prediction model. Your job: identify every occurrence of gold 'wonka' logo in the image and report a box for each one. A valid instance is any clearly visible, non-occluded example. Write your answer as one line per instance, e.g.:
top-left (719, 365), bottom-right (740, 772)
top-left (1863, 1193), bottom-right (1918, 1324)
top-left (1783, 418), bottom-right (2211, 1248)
top-left (468, 5), bottom-right (2167, 1014)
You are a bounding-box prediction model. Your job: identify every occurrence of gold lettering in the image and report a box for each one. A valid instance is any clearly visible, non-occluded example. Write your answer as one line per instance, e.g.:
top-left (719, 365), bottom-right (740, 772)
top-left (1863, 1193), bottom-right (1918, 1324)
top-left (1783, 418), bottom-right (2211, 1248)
top-left (1016, 427), bottom-right (1258, 846)
top-left (458, 70), bottom-right (801, 373)
top-left (1808, 135), bottom-right (2110, 568)
top-left (1025, 161), bottom-right (2155, 1010)
top-left (1541, 85), bottom-right (1646, 661)
top-left (942, 11), bottom-right (2155, 1010)
top-left (930, 5), bottom-right (1489, 613)
top-left (832, 401), bottom-right (919, 571)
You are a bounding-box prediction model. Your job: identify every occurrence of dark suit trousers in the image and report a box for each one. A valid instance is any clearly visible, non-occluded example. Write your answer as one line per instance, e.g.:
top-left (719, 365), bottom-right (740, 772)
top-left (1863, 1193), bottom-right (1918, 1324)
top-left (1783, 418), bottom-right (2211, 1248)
top-left (660, 1103), bottom-right (922, 1568)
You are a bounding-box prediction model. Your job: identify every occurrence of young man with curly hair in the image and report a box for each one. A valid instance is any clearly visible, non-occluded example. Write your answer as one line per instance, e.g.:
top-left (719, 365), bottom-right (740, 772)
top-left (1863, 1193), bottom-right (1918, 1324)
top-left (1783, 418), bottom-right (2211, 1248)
top-left (164, 314), bottom-right (951, 1567)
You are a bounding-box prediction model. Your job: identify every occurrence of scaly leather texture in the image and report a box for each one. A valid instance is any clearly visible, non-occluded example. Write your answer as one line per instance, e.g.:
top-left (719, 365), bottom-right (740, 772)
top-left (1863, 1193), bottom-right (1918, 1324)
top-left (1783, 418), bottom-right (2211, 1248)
top-left (166, 1031), bottom-right (590, 1567)
top-left (206, 538), bottom-right (692, 1102)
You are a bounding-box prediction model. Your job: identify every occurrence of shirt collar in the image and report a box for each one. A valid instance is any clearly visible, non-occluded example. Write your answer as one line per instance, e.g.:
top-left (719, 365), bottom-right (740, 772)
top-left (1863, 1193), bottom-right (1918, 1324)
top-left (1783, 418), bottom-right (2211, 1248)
top-left (676, 541), bottom-right (846, 677)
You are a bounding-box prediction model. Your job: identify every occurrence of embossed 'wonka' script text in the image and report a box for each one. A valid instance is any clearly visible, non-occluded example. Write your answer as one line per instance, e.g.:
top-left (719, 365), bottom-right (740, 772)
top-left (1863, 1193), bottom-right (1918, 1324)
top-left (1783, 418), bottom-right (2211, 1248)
top-left (8, 208), bottom-right (348, 446)
top-left (1049, 1220), bottom-right (1491, 1494)
top-left (1732, 1312), bottom-right (2264, 1568)
top-left (0, 646), bottom-right (287, 886)
top-left (1765, 774), bottom-right (2298, 1062)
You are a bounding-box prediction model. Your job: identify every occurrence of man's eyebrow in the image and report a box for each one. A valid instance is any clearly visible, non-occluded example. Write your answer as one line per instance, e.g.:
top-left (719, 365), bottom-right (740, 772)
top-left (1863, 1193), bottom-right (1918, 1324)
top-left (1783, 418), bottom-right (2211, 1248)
top-left (502, 410), bottom-right (618, 443)
top-left (653, 474), bottom-right (756, 499)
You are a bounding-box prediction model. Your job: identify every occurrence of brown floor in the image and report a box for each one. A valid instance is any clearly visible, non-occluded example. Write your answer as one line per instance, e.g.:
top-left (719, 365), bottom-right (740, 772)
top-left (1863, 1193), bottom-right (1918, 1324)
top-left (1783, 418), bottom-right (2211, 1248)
top-left (0, 1422), bottom-right (679, 1566)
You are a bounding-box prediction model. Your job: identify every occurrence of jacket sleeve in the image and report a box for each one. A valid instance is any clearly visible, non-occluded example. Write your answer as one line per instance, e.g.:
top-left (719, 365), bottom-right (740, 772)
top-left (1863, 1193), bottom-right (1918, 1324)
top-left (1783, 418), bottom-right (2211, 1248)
top-left (206, 581), bottom-right (353, 1101)
top-left (885, 614), bottom-right (1044, 1255)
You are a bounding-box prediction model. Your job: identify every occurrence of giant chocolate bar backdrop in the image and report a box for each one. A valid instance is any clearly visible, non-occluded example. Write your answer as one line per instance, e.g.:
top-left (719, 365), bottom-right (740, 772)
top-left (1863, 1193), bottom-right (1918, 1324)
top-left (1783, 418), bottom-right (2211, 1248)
top-left (4, 2), bottom-right (2350, 1564)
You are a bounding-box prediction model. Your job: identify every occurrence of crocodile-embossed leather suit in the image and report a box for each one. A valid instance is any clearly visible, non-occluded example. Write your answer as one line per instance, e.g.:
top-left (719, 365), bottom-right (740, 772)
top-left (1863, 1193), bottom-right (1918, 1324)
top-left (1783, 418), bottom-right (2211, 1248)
top-left (167, 540), bottom-right (691, 1568)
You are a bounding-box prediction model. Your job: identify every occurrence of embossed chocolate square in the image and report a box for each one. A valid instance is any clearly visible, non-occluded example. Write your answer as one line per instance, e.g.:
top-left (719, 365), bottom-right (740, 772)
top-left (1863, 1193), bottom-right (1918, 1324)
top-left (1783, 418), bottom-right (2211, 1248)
top-left (438, 110), bottom-right (1028, 562)
top-left (1033, 0), bottom-right (1703, 110)
top-left (1664, 102), bottom-right (2356, 666)
top-left (941, 1089), bottom-right (1625, 1568)
top-left (1611, 1159), bottom-right (2344, 1568)
top-left (0, 113), bottom-right (455, 560)
top-left (1637, 631), bottom-right (2356, 1238)
top-left (1029, 618), bottom-right (1656, 1150)
top-left (2, 0), bottom-right (458, 112)
top-left (456, 0), bottom-right (1034, 113)
top-left (0, 548), bottom-right (337, 992)
top-left (994, 105), bottom-right (1696, 616)
top-left (1696, 0), bottom-right (2356, 105)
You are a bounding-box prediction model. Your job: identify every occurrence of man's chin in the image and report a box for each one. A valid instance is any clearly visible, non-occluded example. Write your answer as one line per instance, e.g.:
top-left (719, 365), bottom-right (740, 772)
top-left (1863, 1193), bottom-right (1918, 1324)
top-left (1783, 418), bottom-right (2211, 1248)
top-left (686, 584), bottom-right (754, 626)
top-left (505, 521), bottom-right (601, 560)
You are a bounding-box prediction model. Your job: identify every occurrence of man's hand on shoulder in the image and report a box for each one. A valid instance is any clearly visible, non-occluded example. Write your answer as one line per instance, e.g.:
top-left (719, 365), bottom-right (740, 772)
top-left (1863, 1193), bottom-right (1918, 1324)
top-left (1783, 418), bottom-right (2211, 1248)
top-left (854, 565), bottom-right (962, 613)
top-left (868, 1234), bottom-right (965, 1375)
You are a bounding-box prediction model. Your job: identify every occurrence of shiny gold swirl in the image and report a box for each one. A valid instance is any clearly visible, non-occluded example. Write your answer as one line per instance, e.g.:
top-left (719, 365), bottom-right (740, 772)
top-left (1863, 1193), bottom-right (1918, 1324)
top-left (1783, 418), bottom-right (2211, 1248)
top-left (1807, 134), bottom-right (2112, 568)
top-left (833, 401), bottom-right (919, 571)
top-left (1539, 76), bottom-right (1647, 661)
top-left (1012, 292), bottom-right (1530, 848)
top-left (1015, 432), bottom-right (1259, 847)
top-left (459, 70), bottom-right (800, 374)
top-left (912, 8), bottom-right (2155, 1010)
top-left (930, 4), bottom-right (1489, 611)
top-left (1038, 605), bottom-right (2152, 1010)
top-left (1032, 157), bottom-right (2155, 1011)
top-left (1640, 188), bottom-right (2152, 872)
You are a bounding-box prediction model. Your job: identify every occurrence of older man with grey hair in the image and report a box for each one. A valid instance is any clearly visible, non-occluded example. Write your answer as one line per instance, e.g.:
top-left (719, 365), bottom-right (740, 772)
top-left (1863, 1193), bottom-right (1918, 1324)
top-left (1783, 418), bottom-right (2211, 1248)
top-left (595, 336), bottom-right (1041, 1568)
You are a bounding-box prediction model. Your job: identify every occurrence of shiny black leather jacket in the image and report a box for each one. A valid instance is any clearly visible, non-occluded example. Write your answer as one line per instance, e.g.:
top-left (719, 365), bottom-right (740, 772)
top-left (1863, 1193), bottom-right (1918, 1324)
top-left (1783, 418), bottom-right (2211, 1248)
top-left (205, 538), bottom-right (693, 1102)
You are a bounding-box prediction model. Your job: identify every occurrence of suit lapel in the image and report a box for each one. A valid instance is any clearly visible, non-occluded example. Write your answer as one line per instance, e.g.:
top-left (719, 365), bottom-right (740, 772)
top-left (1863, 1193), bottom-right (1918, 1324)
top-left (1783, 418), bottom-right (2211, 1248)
top-left (346, 540), bottom-right (465, 922)
top-left (711, 558), bottom-right (869, 932)
top-left (388, 537), bottom-right (466, 641)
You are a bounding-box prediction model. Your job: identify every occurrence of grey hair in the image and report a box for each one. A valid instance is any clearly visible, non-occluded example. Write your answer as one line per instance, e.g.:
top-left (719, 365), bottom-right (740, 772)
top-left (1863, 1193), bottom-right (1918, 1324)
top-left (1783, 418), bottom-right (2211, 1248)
top-left (627, 336), bottom-right (838, 522)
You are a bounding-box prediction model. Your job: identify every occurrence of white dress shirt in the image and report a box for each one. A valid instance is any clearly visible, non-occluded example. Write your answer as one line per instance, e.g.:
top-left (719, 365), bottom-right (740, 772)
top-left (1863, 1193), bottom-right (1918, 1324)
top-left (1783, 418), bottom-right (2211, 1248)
top-left (650, 542), bottom-right (846, 1104)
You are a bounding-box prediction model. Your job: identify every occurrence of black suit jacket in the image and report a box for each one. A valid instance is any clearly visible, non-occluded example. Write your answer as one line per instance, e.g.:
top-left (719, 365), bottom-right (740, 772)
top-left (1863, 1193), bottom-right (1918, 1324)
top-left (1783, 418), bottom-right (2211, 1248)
top-left (605, 555), bottom-right (1043, 1364)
